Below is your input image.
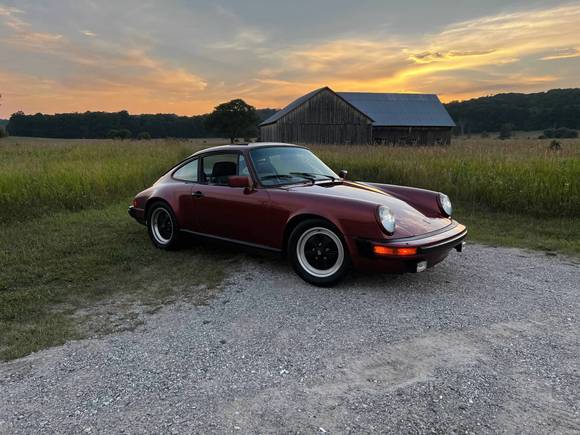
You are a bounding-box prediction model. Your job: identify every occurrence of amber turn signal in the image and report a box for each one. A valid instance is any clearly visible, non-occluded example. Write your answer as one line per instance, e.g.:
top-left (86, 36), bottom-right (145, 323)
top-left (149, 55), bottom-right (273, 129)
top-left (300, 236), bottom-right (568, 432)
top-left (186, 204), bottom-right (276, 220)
top-left (373, 245), bottom-right (417, 256)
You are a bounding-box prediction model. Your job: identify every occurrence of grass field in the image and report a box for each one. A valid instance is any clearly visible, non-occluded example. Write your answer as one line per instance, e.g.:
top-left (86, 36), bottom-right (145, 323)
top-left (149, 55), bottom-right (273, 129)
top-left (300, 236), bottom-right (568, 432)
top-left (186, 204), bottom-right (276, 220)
top-left (1, 136), bottom-right (579, 360)
top-left (0, 137), bottom-right (229, 360)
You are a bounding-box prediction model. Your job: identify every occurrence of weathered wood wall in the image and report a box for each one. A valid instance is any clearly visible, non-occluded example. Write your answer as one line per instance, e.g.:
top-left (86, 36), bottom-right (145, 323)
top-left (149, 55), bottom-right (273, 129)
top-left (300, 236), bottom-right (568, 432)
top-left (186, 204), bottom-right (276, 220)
top-left (260, 88), bottom-right (372, 144)
top-left (372, 126), bottom-right (452, 145)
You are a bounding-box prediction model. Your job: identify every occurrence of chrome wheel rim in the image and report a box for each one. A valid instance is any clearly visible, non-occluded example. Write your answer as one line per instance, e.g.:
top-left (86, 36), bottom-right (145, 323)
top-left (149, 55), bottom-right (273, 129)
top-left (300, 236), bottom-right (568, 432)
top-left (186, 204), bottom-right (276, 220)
top-left (151, 208), bottom-right (173, 245)
top-left (296, 227), bottom-right (344, 278)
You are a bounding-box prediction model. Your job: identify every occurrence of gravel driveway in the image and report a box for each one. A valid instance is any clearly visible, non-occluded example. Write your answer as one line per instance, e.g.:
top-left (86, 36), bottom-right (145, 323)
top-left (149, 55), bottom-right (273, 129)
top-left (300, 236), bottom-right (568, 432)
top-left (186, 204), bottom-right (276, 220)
top-left (1, 244), bottom-right (579, 434)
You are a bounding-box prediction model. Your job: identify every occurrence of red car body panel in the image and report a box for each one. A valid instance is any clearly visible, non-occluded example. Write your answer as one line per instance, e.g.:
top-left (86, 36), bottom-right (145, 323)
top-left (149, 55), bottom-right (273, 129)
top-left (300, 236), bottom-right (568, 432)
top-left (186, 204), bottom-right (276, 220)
top-left (130, 143), bottom-right (467, 273)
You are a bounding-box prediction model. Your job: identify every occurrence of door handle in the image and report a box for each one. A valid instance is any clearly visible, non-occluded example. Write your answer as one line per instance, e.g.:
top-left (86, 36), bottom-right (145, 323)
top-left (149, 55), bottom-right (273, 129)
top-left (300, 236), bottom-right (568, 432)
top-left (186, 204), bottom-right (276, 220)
top-left (192, 191), bottom-right (203, 198)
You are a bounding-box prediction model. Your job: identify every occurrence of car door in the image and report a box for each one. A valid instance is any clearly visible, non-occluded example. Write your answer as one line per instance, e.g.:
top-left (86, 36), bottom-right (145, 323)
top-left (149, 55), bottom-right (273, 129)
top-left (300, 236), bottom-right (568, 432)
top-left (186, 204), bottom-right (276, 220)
top-left (170, 157), bottom-right (201, 231)
top-left (194, 151), bottom-right (272, 246)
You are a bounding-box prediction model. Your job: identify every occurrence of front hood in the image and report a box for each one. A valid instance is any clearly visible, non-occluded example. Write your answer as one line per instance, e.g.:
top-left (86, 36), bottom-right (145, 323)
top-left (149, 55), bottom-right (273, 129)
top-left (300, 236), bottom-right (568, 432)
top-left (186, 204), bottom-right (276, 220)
top-left (286, 181), bottom-right (451, 237)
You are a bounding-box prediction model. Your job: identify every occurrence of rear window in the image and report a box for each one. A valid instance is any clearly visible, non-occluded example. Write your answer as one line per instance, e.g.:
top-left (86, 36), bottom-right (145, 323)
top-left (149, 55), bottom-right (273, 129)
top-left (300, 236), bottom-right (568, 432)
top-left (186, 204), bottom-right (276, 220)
top-left (173, 159), bottom-right (198, 182)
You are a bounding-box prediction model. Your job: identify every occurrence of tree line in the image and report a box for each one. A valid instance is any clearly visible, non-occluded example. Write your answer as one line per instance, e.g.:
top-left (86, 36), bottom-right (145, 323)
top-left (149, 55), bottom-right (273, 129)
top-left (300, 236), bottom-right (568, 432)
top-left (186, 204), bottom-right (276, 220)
top-left (5, 104), bottom-right (277, 139)
top-left (3, 88), bottom-right (580, 139)
top-left (446, 88), bottom-right (580, 134)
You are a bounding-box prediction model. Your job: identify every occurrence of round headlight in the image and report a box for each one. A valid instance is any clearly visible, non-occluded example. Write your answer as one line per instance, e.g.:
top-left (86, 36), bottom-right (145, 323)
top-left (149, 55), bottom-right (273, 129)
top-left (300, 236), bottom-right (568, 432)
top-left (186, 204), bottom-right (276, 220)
top-left (378, 205), bottom-right (396, 234)
top-left (439, 193), bottom-right (452, 217)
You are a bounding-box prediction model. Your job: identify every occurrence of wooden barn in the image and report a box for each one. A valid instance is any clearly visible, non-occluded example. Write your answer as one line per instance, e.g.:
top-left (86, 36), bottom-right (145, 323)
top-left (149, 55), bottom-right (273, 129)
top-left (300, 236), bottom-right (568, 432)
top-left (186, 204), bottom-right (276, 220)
top-left (259, 87), bottom-right (456, 145)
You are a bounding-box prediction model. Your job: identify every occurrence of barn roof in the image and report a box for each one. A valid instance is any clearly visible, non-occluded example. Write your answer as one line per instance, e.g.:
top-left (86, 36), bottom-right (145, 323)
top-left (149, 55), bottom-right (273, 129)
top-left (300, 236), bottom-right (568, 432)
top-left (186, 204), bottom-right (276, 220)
top-left (259, 87), bottom-right (327, 126)
top-left (337, 92), bottom-right (455, 127)
top-left (259, 87), bottom-right (455, 128)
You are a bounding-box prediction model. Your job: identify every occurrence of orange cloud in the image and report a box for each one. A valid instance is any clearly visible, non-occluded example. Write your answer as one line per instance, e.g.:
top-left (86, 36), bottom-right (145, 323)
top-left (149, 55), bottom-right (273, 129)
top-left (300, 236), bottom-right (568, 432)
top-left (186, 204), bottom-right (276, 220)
top-left (410, 49), bottom-right (496, 64)
top-left (541, 48), bottom-right (580, 61)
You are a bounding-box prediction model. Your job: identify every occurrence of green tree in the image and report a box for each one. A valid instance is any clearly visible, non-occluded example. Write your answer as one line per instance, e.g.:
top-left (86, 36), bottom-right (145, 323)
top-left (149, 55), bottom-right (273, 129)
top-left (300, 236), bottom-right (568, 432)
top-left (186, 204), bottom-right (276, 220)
top-left (137, 131), bottom-right (151, 140)
top-left (0, 93), bottom-right (6, 138)
top-left (206, 99), bottom-right (259, 143)
top-left (107, 128), bottom-right (132, 140)
top-left (117, 128), bottom-right (132, 139)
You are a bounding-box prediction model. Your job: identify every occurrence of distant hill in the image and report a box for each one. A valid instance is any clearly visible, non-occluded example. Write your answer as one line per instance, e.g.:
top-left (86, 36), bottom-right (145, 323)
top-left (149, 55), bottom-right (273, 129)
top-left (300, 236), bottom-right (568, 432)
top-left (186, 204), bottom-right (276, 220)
top-left (445, 88), bottom-right (580, 134)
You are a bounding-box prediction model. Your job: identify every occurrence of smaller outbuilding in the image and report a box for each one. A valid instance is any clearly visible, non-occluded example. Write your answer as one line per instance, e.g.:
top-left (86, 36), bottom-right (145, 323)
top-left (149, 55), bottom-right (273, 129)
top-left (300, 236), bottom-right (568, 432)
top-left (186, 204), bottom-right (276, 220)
top-left (259, 87), bottom-right (455, 145)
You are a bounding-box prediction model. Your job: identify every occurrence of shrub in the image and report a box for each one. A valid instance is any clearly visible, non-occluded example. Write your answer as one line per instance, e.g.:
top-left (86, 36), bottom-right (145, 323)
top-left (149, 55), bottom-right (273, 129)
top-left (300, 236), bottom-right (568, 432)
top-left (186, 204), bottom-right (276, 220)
top-left (480, 131), bottom-right (490, 138)
top-left (544, 127), bottom-right (578, 138)
top-left (498, 123), bottom-right (513, 140)
top-left (549, 140), bottom-right (562, 151)
top-left (137, 131), bottom-right (151, 140)
top-left (107, 128), bottom-right (132, 140)
top-left (0, 126), bottom-right (7, 138)
top-left (117, 129), bottom-right (132, 140)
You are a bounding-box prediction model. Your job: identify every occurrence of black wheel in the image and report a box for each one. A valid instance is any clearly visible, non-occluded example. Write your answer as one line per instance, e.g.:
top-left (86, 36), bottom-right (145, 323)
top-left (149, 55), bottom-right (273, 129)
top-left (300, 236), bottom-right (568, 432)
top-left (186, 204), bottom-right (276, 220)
top-left (288, 219), bottom-right (350, 286)
top-left (146, 202), bottom-right (181, 250)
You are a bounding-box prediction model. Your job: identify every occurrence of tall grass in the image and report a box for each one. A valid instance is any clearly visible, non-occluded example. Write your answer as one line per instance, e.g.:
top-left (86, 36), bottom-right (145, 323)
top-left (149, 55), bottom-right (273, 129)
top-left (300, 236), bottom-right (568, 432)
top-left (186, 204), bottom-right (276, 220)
top-left (0, 138), bottom-right (216, 223)
top-left (312, 138), bottom-right (580, 217)
top-left (0, 137), bottom-right (578, 223)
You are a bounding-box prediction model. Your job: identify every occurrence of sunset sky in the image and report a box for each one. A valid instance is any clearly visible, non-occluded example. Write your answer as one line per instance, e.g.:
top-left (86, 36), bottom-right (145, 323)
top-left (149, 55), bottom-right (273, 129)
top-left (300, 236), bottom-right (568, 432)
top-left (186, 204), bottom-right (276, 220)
top-left (1, 0), bottom-right (579, 118)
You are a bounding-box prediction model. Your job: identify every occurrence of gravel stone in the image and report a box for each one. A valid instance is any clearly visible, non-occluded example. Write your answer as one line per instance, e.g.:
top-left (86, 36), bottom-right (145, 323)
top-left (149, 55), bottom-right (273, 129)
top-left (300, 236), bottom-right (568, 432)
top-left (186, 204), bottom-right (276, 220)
top-left (1, 244), bottom-right (579, 433)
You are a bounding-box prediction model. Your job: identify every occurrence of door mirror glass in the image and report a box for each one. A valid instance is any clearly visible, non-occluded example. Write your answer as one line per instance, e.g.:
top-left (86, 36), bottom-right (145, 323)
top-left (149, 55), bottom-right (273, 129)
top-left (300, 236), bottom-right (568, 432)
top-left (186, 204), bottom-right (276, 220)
top-left (339, 169), bottom-right (348, 179)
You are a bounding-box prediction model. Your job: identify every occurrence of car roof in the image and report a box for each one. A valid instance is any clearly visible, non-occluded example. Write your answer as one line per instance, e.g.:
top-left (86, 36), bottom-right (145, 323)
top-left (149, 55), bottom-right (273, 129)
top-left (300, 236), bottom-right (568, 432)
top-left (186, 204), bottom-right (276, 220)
top-left (190, 142), bottom-right (306, 156)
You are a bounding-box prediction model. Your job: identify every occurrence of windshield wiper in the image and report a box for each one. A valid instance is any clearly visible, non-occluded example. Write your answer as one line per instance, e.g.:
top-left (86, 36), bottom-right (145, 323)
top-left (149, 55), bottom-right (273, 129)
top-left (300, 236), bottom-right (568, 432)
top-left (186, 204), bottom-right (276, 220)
top-left (288, 172), bottom-right (317, 183)
top-left (259, 174), bottom-right (313, 184)
top-left (260, 174), bottom-right (294, 181)
top-left (290, 172), bottom-right (337, 182)
top-left (259, 173), bottom-right (326, 185)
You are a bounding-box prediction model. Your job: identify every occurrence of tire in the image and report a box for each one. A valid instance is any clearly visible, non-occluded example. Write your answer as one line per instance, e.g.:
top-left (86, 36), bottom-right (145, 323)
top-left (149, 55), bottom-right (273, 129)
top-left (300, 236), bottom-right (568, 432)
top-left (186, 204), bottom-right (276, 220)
top-left (146, 202), bottom-right (181, 250)
top-left (288, 219), bottom-right (350, 286)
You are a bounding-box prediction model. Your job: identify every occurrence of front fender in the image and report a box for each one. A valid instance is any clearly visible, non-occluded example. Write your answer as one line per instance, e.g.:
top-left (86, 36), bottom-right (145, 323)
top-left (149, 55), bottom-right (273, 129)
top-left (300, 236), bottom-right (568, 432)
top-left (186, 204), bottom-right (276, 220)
top-left (365, 182), bottom-right (446, 218)
top-left (285, 195), bottom-right (383, 240)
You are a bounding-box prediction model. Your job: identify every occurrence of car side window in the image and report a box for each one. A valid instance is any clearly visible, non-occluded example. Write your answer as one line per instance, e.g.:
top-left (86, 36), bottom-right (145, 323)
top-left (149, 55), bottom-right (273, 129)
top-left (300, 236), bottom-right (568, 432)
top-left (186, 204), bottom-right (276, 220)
top-left (173, 159), bottom-right (198, 182)
top-left (201, 153), bottom-right (246, 185)
top-left (239, 154), bottom-right (249, 176)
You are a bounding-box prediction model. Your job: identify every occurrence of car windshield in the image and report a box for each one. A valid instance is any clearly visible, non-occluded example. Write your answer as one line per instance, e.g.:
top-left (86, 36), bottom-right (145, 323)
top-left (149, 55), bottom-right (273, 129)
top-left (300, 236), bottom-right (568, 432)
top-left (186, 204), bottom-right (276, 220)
top-left (249, 146), bottom-right (338, 186)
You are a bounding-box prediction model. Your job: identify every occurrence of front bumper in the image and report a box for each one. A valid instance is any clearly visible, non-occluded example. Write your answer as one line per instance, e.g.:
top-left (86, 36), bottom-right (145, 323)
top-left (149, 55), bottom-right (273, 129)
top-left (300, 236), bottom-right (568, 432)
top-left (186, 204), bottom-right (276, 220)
top-left (352, 222), bottom-right (467, 273)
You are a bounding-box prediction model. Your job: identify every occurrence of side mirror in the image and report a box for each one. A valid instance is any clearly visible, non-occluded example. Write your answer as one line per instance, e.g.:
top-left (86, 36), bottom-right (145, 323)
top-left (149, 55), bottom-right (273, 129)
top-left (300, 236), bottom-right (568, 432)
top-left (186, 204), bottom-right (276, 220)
top-left (339, 169), bottom-right (348, 179)
top-left (228, 175), bottom-right (251, 189)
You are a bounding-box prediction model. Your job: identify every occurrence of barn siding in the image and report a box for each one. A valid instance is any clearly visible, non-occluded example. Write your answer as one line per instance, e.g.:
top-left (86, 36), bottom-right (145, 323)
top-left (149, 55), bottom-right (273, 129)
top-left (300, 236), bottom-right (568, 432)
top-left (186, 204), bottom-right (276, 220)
top-left (372, 126), bottom-right (452, 145)
top-left (260, 88), bottom-right (372, 144)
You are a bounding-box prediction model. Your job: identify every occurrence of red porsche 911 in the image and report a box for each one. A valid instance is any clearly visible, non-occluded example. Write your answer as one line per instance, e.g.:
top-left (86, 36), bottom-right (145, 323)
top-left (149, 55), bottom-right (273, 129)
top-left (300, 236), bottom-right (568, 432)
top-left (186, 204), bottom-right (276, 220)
top-left (129, 143), bottom-right (466, 286)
